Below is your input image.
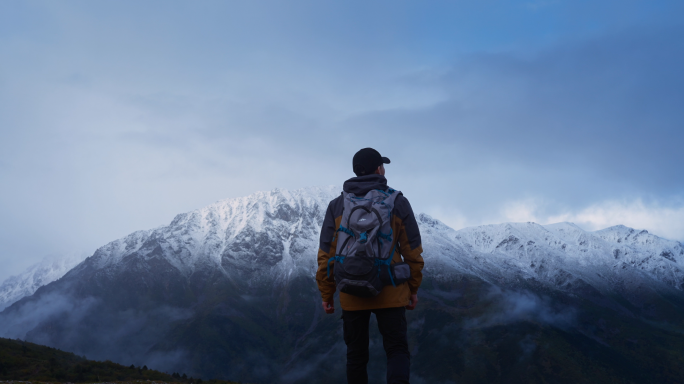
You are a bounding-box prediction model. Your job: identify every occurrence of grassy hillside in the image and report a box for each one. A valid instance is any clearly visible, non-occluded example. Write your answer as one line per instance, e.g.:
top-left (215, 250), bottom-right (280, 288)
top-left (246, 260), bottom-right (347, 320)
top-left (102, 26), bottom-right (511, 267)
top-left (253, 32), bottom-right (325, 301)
top-left (0, 337), bottom-right (239, 383)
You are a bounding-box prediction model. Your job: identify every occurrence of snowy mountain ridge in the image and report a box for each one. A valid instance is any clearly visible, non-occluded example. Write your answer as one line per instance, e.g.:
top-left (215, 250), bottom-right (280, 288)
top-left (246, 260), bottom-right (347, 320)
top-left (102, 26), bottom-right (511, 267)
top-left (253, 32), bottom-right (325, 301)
top-left (419, 216), bottom-right (684, 292)
top-left (69, 186), bottom-right (684, 291)
top-left (72, 185), bottom-right (340, 280)
top-left (5, 186), bottom-right (684, 310)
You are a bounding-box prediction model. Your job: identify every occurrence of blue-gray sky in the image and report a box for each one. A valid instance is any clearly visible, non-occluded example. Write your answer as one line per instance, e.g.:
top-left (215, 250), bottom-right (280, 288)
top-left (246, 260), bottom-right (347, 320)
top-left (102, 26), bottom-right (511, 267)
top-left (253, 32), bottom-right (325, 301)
top-left (1, 0), bottom-right (683, 281)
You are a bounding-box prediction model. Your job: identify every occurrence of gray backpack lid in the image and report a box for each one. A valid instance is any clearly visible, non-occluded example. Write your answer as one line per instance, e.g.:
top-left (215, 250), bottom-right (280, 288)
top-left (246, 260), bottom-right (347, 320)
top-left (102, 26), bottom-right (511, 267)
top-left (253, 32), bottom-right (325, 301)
top-left (327, 188), bottom-right (405, 297)
top-left (335, 188), bottom-right (400, 260)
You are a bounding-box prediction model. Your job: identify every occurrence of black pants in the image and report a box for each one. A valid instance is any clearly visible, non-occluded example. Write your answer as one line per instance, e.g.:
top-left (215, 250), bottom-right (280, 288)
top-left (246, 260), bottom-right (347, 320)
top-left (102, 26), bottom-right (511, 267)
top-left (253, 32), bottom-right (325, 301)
top-left (342, 307), bottom-right (410, 384)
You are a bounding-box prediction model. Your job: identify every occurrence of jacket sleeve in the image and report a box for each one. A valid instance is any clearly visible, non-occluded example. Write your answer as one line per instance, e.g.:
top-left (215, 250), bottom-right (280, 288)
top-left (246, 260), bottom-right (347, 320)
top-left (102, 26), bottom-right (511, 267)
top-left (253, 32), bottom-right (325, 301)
top-left (395, 195), bottom-right (424, 294)
top-left (316, 199), bottom-right (340, 302)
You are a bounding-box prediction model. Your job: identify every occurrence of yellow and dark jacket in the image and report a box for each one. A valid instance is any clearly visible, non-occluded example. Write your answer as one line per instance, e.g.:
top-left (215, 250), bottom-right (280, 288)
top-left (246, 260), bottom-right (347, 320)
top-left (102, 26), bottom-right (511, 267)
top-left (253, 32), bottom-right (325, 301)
top-left (316, 174), bottom-right (425, 311)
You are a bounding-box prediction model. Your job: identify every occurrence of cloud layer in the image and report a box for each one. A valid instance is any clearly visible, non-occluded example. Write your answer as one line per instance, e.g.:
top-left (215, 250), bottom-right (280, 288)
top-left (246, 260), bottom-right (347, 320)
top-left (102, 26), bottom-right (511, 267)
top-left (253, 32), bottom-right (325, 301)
top-left (1, 0), bottom-right (683, 279)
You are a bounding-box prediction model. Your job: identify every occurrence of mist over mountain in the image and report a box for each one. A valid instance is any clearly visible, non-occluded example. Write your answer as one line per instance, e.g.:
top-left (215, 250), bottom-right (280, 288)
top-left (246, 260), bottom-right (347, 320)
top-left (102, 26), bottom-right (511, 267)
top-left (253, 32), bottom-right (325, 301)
top-left (2, 186), bottom-right (684, 383)
top-left (0, 253), bottom-right (87, 311)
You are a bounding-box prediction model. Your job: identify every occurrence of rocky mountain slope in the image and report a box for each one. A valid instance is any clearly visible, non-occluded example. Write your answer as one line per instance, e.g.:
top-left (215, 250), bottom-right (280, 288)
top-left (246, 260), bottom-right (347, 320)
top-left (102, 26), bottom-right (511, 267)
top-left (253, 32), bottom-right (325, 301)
top-left (2, 186), bottom-right (684, 383)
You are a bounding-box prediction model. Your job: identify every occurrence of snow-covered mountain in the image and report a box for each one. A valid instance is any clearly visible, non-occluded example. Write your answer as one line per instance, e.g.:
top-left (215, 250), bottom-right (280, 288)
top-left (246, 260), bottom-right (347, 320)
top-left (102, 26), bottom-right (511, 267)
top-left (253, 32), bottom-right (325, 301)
top-left (3, 185), bottom-right (683, 316)
top-left (3, 186), bottom-right (684, 383)
top-left (66, 185), bottom-right (684, 296)
top-left (0, 253), bottom-right (87, 310)
top-left (418, 216), bottom-right (684, 292)
top-left (72, 185), bottom-right (338, 281)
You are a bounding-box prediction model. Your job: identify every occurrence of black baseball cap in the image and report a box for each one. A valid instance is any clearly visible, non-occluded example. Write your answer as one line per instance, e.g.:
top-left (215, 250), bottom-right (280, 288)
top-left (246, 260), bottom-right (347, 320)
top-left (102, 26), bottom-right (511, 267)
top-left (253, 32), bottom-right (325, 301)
top-left (352, 148), bottom-right (390, 176)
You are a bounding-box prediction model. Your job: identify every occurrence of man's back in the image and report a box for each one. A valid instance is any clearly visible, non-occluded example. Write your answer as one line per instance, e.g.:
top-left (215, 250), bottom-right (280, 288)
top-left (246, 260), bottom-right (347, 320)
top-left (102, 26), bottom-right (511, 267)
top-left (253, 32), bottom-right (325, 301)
top-left (315, 147), bottom-right (424, 384)
top-left (316, 174), bottom-right (424, 311)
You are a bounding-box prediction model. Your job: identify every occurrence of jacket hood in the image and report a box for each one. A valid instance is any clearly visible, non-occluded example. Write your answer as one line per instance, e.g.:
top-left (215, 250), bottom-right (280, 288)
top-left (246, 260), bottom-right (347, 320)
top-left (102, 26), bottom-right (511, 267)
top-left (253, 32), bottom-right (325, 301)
top-left (343, 174), bottom-right (388, 195)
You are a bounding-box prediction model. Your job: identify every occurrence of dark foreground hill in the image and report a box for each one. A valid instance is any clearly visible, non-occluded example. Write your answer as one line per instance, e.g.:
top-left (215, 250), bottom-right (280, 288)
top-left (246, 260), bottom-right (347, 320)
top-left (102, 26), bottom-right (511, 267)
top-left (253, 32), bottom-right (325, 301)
top-left (0, 337), bottom-right (239, 384)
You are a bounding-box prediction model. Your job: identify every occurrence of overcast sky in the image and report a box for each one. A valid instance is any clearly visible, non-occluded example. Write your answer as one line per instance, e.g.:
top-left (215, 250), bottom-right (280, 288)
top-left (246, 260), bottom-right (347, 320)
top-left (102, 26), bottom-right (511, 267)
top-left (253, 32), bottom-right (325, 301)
top-left (1, 0), bottom-right (683, 281)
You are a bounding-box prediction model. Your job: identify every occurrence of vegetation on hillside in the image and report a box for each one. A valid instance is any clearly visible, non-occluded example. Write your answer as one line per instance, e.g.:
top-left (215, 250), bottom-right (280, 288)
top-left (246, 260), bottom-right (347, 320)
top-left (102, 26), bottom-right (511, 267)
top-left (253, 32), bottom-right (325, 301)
top-left (0, 337), bottom-right (239, 384)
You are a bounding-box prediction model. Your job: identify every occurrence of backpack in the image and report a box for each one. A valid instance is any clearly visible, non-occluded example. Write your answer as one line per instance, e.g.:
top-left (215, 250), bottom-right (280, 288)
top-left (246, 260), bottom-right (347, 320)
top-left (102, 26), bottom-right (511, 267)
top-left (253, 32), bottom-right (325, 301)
top-left (327, 188), bottom-right (412, 297)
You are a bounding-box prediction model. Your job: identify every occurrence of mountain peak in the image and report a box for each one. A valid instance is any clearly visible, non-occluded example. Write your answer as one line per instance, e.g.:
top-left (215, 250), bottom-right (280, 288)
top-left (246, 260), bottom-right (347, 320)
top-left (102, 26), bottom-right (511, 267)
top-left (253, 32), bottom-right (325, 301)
top-left (83, 185), bottom-right (342, 277)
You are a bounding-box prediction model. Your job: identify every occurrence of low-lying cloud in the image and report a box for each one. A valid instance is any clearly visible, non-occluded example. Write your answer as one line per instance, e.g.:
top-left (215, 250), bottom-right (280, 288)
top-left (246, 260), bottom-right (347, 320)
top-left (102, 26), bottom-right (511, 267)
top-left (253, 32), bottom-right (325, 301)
top-left (0, 288), bottom-right (194, 375)
top-left (464, 287), bottom-right (577, 330)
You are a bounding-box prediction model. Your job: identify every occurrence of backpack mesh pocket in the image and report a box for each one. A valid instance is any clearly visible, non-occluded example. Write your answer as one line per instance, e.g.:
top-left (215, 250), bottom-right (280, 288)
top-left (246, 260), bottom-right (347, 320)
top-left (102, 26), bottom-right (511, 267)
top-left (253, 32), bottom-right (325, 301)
top-left (391, 262), bottom-right (411, 285)
top-left (379, 262), bottom-right (412, 286)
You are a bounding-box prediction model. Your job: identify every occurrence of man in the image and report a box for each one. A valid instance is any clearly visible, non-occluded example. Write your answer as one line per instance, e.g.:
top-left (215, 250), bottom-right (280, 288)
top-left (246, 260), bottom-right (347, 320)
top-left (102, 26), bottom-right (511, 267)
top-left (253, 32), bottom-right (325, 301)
top-left (316, 147), bottom-right (425, 384)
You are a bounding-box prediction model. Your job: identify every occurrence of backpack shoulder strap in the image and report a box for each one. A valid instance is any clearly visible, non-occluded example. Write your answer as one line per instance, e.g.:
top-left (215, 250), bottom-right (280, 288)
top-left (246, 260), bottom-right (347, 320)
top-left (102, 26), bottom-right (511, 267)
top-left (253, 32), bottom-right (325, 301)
top-left (382, 187), bottom-right (401, 207)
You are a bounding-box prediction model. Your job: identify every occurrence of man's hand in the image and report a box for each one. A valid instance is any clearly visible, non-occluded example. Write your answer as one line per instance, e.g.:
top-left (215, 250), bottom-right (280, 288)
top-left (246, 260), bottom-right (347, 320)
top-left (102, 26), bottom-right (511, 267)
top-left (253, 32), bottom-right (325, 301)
top-left (322, 300), bottom-right (335, 314)
top-left (405, 294), bottom-right (418, 310)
